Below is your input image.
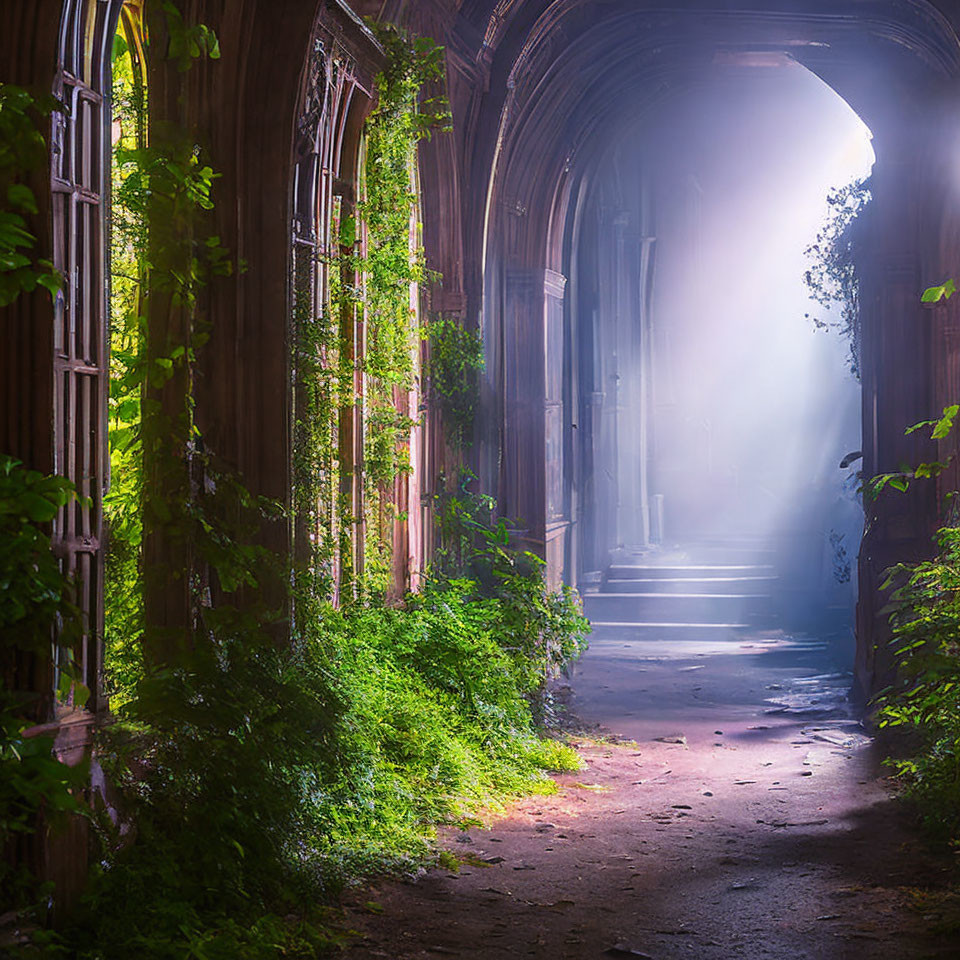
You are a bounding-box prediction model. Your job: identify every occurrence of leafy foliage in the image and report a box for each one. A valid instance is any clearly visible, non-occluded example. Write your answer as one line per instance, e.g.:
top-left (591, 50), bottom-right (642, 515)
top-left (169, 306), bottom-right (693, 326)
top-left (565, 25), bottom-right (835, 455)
top-left (432, 470), bottom-right (590, 718)
top-left (1, 458), bottom-right (82, 656)
top-left (349, 24), bottom-right (450, 591)
top-left (803, 178), bottom-right (870, 377)
top-left (921, 278), bottom-right (957, 304)
top-left (863, 403), bottom-right (959, 503)
top-left (0, 84), bottom-right (63, 307)
top-left (871, 279), bottom-right (960, 844)
top-left (291, 23), bottom-right (451, 599)
top-left (162, 0), bottom-right (221, 71)
top-left (426, 317), bottom-right (485, 447)
top-left (102, 34), bottom-right (147, 700)
top-left (877, 525), bottom-right (960, 841)
top-left (0, 457), bottom-right (89, 914)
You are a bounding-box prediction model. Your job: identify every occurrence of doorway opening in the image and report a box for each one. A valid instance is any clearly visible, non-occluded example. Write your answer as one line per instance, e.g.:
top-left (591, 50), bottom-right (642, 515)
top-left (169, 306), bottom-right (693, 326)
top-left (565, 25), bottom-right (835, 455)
top-left (573, 62), bottom-right (874, 664)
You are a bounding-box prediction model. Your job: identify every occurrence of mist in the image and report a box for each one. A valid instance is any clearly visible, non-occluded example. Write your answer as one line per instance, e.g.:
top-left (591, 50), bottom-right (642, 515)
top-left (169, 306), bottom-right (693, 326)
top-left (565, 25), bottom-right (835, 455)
top-left (577, 61), bottom-right (873, 637)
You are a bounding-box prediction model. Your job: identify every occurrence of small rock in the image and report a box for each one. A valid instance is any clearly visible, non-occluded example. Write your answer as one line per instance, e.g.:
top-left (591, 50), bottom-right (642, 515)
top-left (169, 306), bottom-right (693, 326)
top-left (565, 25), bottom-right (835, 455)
top-left (714, 730), bottom-right (724, 736)
top-left (654, 734), bottom-right (687, 744)
top-left (483, 856), bottom-right (505, 864)
top-left (604, 948), bottom-right (654, 959)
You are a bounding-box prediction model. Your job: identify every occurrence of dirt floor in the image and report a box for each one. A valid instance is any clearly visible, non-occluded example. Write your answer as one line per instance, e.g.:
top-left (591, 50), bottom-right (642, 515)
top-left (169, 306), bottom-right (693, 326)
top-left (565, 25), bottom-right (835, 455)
top-left (341, 631), bottom-right (959, 959)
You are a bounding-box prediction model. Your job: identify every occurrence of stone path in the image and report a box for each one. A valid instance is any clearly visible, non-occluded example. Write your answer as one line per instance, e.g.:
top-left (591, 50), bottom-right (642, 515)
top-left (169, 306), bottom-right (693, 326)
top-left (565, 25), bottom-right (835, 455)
top-left (341, 632), bottom-right (957, 959)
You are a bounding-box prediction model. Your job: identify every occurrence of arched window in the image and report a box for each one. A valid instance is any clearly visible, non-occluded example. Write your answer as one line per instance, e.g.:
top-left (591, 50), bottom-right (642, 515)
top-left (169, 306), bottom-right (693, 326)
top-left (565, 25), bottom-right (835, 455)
top-left (289, 9), bottom-right (396, 606)
top-left (52, 0), bottom-right (126, 716)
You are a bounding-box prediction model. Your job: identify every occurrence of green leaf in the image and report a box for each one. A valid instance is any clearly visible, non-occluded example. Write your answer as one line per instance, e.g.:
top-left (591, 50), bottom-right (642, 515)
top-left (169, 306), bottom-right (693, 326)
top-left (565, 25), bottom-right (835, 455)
top-left (36, 269), bottom-right (64, 298)
top-left (0, 251), bottom-right (31, 271)
top-left (19, 491), bottom-right (60, 522)
top-left (921, 278), bottom-right (956, 303)
top-left (914, 460), bottom-right (951, 479)
top-left (931, 404), bottom-right (959, 440)
top-left (7, 183), bottom-right (38, 214)
top-left (112, 31), bottom-right (129, 62)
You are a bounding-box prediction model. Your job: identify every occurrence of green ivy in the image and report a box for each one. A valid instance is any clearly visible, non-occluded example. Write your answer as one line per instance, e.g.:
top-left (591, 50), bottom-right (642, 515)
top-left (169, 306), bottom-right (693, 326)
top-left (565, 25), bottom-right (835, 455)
top-left (102, 30), bottom-right (147, 701)
top-left (877, 524), bottom-right (960, 841)
top-left (0, 456), bottom-right (89, 916)
top-left (425, 316), bottom-right (485, 447)
top-left (352, 23), bottom-right (450, 594)
top-left (0, 84), bottom-right (63, 307)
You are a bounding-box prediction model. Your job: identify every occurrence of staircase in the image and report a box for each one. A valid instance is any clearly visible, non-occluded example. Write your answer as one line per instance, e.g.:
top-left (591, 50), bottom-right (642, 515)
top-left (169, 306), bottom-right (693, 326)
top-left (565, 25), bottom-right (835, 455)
top-left (582, 541), bottom-right (779, 641)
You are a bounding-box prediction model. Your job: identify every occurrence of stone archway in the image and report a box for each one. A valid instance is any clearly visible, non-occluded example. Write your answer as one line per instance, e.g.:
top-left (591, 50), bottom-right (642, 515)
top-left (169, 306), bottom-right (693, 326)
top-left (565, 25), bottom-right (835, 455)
top-left (459, 0), bottom-right (960, 695)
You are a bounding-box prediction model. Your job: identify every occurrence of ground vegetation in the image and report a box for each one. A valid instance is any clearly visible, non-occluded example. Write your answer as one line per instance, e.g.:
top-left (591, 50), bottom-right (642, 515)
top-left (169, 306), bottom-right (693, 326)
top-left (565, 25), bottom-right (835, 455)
top-left (871, 279), bottom-right (960, 848)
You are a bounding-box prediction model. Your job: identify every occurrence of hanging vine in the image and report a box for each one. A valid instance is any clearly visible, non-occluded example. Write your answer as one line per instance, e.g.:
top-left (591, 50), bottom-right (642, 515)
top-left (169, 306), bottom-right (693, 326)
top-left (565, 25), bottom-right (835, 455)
top-left (803, 177), bottom-right (871, 377)
top-left (425, 315), bottom-right (485, 448)
top-left (353, 24), bottom-right (449, 595)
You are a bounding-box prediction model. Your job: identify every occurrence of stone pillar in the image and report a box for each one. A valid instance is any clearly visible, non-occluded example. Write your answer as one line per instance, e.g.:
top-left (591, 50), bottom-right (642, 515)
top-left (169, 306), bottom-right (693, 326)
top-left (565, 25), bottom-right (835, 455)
top-left (501, 267), bottom-right (546, 548)
top-left (855, 136), bottom-right (939, 700)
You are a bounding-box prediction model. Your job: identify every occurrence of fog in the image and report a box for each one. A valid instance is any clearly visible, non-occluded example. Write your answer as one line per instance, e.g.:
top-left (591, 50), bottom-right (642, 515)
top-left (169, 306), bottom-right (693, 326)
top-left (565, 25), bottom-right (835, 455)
top-left (579, 62), bottom-right (873, 631)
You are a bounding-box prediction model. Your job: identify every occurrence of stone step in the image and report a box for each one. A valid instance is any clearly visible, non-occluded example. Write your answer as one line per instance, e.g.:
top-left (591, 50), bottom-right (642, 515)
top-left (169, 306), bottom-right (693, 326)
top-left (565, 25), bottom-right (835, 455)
top-left (682, 548), bottom-right (778, 564)
top-left (584, 591), bottom-right (774, 623)
top-left (607, 563), bottom-right (775, 580)
top-left (601, 575), bottom-right (778, 595)
top-left (586, 622), bottom-right (751, 641)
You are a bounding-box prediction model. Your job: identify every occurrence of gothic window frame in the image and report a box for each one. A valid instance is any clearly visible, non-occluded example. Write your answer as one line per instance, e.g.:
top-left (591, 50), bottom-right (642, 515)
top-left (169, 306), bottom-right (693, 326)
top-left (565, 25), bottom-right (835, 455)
top-left (52, 0), bottom-right (126, 716)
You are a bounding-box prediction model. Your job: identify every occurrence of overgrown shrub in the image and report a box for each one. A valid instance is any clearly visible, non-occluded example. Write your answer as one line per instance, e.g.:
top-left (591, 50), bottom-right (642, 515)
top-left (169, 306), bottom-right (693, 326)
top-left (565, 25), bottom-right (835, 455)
top-left (877, 524), bottom-right (960, 842)
top-left (46, 570), bottom-right (583, 959)
top-left (0, 457), bottom-right (88, 918)
top-left (432, 471), bottom-right (589, 707)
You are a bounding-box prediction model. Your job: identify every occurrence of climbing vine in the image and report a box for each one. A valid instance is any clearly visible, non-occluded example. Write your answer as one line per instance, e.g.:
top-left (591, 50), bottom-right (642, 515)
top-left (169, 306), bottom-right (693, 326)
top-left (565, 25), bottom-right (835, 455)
top-left (425, 316), bottom-right (485, 447)
top-left (102, 26), bottom-right (147, 699)
top-left (0, 458), bottom-right (90, 917)
top-left (353, 23), bottom-right (449, 593)
top-left (803, 177), bottom-right (871, 377)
